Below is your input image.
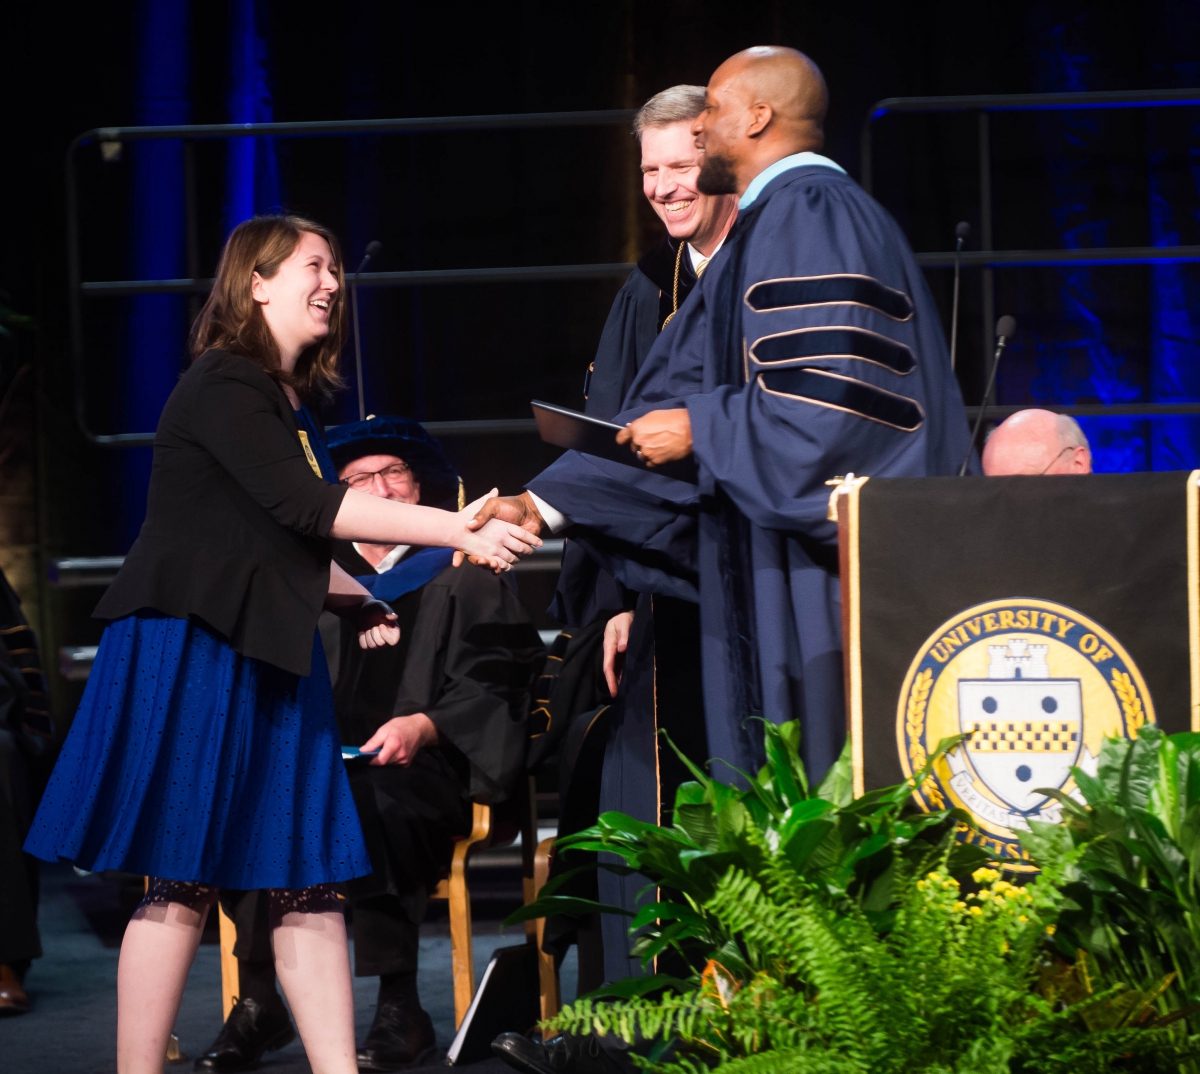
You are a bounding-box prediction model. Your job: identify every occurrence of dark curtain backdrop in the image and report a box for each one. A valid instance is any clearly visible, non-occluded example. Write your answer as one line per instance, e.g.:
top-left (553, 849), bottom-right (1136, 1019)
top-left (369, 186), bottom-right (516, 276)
top-left (5, 0), bottom-right (1200, 723)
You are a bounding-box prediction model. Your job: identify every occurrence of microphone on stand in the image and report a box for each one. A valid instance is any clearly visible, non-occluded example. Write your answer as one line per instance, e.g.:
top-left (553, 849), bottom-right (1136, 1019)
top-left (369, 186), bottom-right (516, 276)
top-left (950, 221), bottom-right (970, 371)
top-left (351, 240), bottom-right (383, 421)
top-left (959, 314), bottom-right (1017, 476)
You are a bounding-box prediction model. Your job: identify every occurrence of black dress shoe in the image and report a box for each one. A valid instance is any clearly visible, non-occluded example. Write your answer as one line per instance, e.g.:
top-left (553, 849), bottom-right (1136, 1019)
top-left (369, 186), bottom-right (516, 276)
top-left (491, 1032), bottom-right (632, 1074)
top-left (356, 997), bottom-right (437, 1071)
top-left (193, 996), bottom-right (296, 1072)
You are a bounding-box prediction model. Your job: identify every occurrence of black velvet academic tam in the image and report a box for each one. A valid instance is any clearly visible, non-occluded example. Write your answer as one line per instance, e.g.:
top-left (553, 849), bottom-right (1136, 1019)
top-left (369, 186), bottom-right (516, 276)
top-left (95, 350), bottom-right (348, 677)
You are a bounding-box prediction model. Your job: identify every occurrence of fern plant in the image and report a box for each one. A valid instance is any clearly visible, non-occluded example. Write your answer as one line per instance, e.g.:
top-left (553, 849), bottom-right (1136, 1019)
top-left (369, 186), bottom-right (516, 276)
top-left (522, 721), bottom-right (1200, 1072)
top-left (549, 862), bottom-right (1194, 1073)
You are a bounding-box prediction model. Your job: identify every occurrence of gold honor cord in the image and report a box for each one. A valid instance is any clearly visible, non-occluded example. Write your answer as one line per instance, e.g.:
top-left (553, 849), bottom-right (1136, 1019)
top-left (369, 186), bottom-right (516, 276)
top-left (661, 243), bottom-right (711, 330)
top-left (661, 241), bottom-right (686, 328)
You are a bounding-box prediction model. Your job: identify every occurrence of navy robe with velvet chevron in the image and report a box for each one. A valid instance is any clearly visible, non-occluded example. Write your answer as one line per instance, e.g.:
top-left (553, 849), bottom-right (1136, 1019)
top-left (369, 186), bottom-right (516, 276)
top-left (529, 162), bottom-right (974, 792)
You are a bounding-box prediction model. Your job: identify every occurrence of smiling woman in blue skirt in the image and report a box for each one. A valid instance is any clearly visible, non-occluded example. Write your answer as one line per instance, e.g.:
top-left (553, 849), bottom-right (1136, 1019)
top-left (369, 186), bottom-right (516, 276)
top-left (24, 216), bottom-right (539, 1074)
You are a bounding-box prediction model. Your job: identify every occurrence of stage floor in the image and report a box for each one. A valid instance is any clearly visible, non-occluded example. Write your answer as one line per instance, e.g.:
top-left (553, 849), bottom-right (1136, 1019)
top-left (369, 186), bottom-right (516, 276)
top-left (8, 862), bottom-right (577, 1073)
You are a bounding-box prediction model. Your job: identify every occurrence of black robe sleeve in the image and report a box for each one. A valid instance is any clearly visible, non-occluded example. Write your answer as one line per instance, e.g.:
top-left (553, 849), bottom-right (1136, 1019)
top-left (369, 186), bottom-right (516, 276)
top-left (335, 553), bottom-right (545, 803)
top-left (582, 266), bottom-right (661, 422)
top-left (554, 260), bottom-right (664, 626)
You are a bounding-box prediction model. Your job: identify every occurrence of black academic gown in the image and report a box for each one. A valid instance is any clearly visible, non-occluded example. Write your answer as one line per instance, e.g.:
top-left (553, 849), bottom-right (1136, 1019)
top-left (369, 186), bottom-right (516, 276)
top-left (555, 237), bottom-right (698, 628)
top-left (332, 544), bottom-right (545, 977)
top-left (529, 164), bottom-right (974, 978)
top-left (549, 238), bottom-right (706, 982)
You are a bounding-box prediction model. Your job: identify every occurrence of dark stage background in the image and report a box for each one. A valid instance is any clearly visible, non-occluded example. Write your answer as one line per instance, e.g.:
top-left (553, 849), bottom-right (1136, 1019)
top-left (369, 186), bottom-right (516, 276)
top-left (5, 0), bottom-right (1200, 730)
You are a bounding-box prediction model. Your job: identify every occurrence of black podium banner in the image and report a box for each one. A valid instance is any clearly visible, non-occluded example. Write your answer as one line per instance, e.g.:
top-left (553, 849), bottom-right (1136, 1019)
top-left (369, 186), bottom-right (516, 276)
top-left (835, 471), bottom-right (1199, 866)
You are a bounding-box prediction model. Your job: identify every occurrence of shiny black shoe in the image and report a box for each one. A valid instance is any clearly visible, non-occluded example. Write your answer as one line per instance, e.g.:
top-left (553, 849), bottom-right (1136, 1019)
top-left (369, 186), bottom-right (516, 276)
top-left (491, 1032), bottom-right (632, 1074)
top-left (193, 996), bottom-right (296, 1072)
top-left (356, 997), bottom-right (438, 1071)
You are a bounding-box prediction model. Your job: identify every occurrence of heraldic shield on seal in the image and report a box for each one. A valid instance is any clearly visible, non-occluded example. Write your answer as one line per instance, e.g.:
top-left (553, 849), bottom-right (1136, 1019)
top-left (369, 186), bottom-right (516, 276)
top-left (897, 597), bottom-right (1153, 866)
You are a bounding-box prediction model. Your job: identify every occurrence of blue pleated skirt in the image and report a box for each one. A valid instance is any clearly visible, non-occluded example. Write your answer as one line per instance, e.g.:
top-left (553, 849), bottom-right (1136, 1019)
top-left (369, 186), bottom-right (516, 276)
top-left (24, 613), bottom-right (371, 889)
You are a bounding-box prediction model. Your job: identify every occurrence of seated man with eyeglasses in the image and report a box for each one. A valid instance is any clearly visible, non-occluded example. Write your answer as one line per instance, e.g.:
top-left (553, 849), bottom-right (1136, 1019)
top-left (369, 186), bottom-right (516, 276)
top-left (981, 408), bottom-right (1093, 476)
top-left (196, 417), bottom-right (545, 1073)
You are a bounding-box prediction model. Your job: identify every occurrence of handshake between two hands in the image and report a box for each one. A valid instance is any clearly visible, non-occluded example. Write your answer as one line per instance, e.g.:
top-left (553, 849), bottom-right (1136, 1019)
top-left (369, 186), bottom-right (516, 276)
top-left (457, 407), bottom-right (695, 570)
top-left (350, 408), bottom-right (692, 752)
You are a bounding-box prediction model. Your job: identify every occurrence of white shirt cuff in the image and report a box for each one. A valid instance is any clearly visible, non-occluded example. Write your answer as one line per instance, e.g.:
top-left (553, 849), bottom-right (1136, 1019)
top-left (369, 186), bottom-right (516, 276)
top-left (527, 491), bottom-right (570, 534)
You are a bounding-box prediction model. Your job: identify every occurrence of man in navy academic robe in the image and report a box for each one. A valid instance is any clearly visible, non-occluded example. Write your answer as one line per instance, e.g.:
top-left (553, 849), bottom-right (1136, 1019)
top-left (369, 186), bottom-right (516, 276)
top-left (478, 46), bottom-right (974, 996)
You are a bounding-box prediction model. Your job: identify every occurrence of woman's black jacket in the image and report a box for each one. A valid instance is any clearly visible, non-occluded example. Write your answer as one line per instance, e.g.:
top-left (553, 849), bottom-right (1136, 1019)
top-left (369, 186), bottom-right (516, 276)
top-left (95, 349), bottom-right (348, 676)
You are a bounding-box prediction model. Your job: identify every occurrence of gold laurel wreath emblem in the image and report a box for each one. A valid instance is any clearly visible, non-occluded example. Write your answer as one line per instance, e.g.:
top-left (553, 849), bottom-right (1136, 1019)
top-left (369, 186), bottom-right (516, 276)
top-left (905, 667), bottom-right (944, 808)
top-left (1110, 668), bottom-right (1146, 734)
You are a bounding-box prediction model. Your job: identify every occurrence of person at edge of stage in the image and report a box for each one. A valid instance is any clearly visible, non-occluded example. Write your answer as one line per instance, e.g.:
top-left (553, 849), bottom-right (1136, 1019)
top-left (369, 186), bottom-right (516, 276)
top-left (0, 567), bottom-right (53, 1016)
top-left (195, 415), bottom-right (545, 1074)
top-left (21, 215), bottom-right (539, 1074)
top-left (485, 47), bottom-right (975, 1071)
top-left (982, 408), bottom-right (1093, 476)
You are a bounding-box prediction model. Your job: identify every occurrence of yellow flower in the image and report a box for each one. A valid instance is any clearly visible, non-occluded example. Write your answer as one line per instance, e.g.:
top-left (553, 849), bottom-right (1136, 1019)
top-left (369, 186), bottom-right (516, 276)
top-left (972, 867), bottom-right (1000, 885)
top-left (953, 901), bottom-right (967, 912)
top-left (1018, 915), bottom-right (1029, 923)
top-left (970, 905), bottom-right (984, 916)
top-left (1045, 924), bottom-right (1057, 936)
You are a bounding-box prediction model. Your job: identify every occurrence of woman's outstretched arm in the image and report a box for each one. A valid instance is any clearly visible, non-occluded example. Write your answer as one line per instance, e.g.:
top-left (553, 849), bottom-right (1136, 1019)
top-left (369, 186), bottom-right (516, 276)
top-left (331, 488), bottom-right (540, 571)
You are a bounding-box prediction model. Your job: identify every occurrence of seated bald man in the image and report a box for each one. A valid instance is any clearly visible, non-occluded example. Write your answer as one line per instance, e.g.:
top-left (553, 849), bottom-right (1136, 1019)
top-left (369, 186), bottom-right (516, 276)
top-left (981, 409), bottom-right (1092, 475)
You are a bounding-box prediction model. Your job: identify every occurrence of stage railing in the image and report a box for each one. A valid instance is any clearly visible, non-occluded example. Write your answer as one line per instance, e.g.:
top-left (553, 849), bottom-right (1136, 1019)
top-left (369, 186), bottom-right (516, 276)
top-left (861, 87), bottom-right (1200, 419)
top-left (66, 111), bottom-right (636, 446)
top-left (70, 95), bottom-right (1200, 447)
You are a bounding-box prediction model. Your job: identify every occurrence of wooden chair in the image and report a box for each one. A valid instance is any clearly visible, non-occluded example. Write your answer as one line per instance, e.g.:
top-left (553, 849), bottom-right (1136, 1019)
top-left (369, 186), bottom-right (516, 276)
top-left (217, 781), bottom-right (559, 1031)
top-left (431, 799), bottom-right (503, 1028)
top-left (531, 834), bottom-right (561, 1032)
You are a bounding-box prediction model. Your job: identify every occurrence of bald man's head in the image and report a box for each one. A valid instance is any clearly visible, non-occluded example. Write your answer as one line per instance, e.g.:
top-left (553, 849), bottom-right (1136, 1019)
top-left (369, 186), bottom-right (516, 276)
top-left (694, 46), bottom-right (829, 196)
top-left (981, 409), bottom-right (1092, 476)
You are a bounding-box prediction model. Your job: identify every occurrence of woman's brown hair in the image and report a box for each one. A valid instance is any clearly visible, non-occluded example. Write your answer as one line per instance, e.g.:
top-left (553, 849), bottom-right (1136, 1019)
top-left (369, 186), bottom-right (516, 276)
top-left (188, 215), bottom-right (347, 399)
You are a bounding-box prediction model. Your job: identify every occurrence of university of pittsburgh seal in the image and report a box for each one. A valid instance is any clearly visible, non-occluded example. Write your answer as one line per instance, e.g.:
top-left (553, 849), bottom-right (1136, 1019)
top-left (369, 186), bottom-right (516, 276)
top-left (897, 597), bottom-right (1152, 866)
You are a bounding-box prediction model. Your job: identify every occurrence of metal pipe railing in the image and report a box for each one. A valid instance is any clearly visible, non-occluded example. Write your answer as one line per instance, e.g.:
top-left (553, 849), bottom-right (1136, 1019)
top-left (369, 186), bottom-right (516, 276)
top-left (861, 88), bottom-right (1200, 196)
top-left (72, 95), bottom-right (1200, 448)
top-left (48, 543), bottom-right (565, 589)
top-left (861, 88), bottom-right (1200, 422)
top-left (79, 403), bottom-right (1200, 451)
top-left (67, 110), bottom-right (636, 446)
top-left (81, 262), bottom-right (637, 298)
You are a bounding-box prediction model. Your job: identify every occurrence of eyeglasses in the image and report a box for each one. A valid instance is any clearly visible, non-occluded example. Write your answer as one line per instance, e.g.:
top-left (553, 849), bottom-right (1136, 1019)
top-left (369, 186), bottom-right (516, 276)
top-left (339, 462), bottom-right (414, 489)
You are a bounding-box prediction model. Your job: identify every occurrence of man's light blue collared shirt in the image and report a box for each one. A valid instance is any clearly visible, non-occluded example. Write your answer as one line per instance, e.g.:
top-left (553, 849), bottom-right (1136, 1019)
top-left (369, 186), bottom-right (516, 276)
top-left (738, 151), bottom-right (846, 210)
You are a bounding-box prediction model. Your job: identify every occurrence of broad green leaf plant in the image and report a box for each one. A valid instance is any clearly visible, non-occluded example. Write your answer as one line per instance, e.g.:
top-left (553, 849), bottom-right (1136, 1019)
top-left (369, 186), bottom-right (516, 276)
top-left (1021, 724), bottom-right (1200, 1034)
top-left (515, 721), bottom-right (1199, 1072)
top-left (511, 722), bottom-right (990, 986)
